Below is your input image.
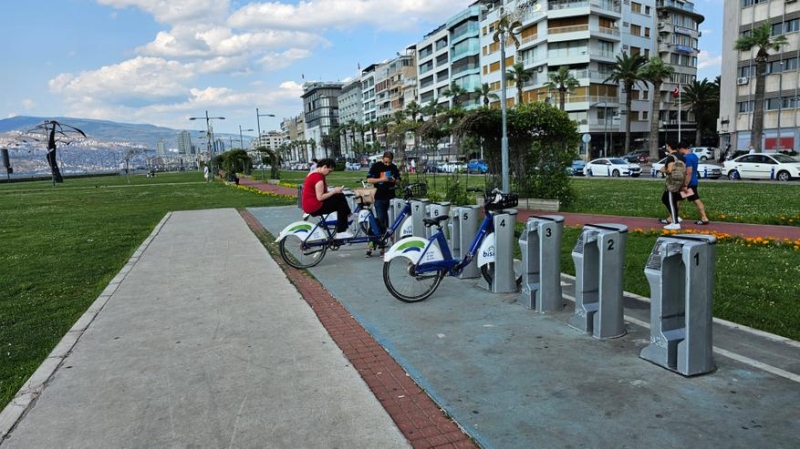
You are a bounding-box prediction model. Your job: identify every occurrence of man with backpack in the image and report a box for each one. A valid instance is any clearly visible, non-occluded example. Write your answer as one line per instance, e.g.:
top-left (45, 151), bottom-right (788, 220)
top-left (679, 142), bottom-right (711, 225)
top-left (659, 141), bottom-right (686, 230)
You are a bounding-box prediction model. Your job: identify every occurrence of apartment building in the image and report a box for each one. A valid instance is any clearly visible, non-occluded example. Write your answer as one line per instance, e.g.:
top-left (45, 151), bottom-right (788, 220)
top-left (720, 0), bottom-right (799, 153)
top-left (301, 81), bottom-right (343, 160)
top-left (477, 0), bottom-right (702, 157)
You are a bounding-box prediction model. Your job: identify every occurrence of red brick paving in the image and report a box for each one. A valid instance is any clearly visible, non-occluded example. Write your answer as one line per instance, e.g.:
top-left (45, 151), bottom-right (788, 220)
top-left (238, 176), bottom-right (799, 240)
top-left (240, 208), bottom-right (479, 449)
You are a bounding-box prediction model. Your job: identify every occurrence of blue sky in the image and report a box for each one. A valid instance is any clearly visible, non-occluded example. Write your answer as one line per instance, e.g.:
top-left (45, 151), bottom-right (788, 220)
top-left (0, 0), bottom-right (722, 138)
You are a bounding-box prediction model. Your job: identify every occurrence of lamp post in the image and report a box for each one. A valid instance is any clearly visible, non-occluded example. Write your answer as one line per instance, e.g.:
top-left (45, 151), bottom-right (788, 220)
top-left (255, 108), bottom-right (276, 150)
top-left (189, 111), bottom-right (224, 180)
top-left (498, 19), bottom-right (510, 192)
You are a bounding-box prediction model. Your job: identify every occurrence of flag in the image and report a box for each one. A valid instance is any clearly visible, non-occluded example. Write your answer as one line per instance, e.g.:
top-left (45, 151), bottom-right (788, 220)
top-left (357, 62), bottom-right (361, 70)
top-left (301, 73), bottom-right (304, 80)
top-left (672, 86), bottom-right (680, 98)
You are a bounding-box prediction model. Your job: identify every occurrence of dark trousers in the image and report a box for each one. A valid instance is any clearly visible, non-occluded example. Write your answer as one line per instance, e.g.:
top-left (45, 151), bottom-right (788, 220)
top-left (373, 199), bottom-right (390, 233)
top-left (661, 190), bottom-right (681, 223)
top-left (314, 193), bottom-right (351, 232)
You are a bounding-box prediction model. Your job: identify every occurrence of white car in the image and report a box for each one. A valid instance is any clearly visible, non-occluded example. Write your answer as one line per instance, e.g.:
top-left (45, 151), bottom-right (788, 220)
top-left (650, 157), bottom-right (723, 179)
top-left (690, 147), bottom-right (717, 162)
top-left (723, 153), bottom-right (800, 181)
top-left (585, 158), bottom-right (642, 177)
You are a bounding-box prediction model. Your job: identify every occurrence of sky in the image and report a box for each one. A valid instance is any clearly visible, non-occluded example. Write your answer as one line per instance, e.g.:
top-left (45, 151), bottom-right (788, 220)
top-left (0, 0), bottom-right (723, 139)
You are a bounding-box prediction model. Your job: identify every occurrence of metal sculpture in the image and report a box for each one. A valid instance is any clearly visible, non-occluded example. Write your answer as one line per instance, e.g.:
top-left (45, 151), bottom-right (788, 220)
top-left (26, 120), bottom-right (87, 184)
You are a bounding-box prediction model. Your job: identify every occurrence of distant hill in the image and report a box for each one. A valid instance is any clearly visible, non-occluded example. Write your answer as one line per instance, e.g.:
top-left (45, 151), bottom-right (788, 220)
top-left (0, 116), bottom-right (235, 149)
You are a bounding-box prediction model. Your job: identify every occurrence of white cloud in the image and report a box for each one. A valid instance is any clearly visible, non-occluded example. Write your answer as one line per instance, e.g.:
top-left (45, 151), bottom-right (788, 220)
top-left (228, 0), bottom-right (475, 32)
top-left (697, 50), bottom-right (721, 70)
top-left (48, 56), bottom-right (194, 104)
top-left (97, 0), bottom-right (231, 25)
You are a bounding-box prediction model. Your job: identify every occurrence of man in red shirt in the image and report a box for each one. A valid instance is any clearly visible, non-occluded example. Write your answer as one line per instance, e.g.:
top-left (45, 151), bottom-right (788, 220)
top-left (302, 158), bottom-right (352, 239)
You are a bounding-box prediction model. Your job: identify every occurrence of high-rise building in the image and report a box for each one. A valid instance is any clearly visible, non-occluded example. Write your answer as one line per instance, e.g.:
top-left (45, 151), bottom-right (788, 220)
top-left (301, 81), bottom-right (343, 160)
top-left (177, 130), bottom-right (192, 156)
top-left (720, 0), bottom-right (798, 153)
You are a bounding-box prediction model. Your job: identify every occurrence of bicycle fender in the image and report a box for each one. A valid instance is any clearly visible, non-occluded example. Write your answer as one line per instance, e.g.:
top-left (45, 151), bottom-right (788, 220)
top-left (477, 232), bottom-right (495, 267)
top-left (400, 216), bottom-right (413, 238)
top-left (383, 237), bottom-right (443, 264)
top-left (276, 221), bottom-right (328, 242)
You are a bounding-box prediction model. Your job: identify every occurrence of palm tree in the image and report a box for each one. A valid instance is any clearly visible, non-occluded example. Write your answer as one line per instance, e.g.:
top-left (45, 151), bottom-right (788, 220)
top-left (376, 116), bottom-right (392, 149)
top-left (735, 23), bottom-right (788, 152)
top-left (544, 65), bottom-right (581, 111)
top-left (405, 101), bottom-right (422, 123)
top-left (505, 62), bottom-right (535, 106)
top-left (474, 83), bottom-right (499, 108)
top-left (638, 57), bottom-right (674, 160)
top-left (442, 82), bottom-right (468, 109)
top-left (605, 52), bottom-right (647, 153)
top-left (682, 79), bottom-right (718, 147)
top-left (422, 98), bottom-right (445, 119)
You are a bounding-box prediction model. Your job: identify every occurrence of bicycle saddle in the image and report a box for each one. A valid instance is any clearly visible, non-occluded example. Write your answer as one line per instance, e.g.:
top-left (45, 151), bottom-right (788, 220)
top-left (423, 215), bottom-right (449, 227)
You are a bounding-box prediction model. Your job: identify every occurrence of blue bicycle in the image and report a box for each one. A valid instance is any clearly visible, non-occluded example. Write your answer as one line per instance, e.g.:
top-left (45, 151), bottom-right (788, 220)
top-left (276, 183), bottom-right (427, 269)
top-left (382, 188), bottom-right (520, 302)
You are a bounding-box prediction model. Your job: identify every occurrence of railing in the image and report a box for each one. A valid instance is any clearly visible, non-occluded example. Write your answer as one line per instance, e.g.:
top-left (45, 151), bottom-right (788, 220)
top-left (549, 24), bottom-right (590, 35)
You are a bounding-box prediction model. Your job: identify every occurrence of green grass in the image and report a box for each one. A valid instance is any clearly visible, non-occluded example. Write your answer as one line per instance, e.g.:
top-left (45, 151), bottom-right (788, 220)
top-left (1, 170), bottom-right (799, 412)
top-left (0, 172), bottom-right (294, 409)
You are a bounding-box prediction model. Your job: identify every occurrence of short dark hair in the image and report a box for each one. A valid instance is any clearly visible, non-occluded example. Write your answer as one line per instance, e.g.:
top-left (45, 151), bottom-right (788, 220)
top-left (312, 158), bottom-right (318, 163)
top-left (665, 140), bottom-right (680, 150)
top-left (676, 140), bottom-right (690, 150)
top-left (318, 158), bottom-right (336, 168)
top-left (382, 151), bottom-right (394, 161)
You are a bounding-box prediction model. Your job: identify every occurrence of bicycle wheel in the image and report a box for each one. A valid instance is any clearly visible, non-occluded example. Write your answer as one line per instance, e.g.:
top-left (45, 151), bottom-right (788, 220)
top-left (480, 259), bottom-right (523, 288)
top-left (383, 257), bottom-right (444, 303)
top-left (279, 234), bottom-right (327, 269)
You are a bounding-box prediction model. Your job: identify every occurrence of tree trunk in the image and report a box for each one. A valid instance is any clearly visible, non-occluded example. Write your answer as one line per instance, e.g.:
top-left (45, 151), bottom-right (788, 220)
top-left (648, 81), bottom-right (662, 160)
top-left (624, 80), bottom-right (634, 153)
top-left (752, 56), bottom-right (767, 152)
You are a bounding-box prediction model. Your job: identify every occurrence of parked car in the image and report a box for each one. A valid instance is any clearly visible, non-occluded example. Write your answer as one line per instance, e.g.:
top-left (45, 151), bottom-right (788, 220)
top-left (621, 150), bottom-right (649, 163)
top-left (568, 160), bottom-right (586, 176)
top-left (585, 158), bottom-right (642, 177)
top-left (691, 147), bottom-right (717, 162)
top-left (466, 159), bottom-right (489, 174)
top-left (650, 157), bottom-right (722, 179)
top-left (440, 162), bottom-right (465, 173)
top-left (722, 153), bottom-right (800, 181)
top-left (345, 162), bottom-right (362, 171)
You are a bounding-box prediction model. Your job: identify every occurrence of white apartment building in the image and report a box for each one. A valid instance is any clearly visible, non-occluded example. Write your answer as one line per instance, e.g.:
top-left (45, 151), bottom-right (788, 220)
top-left (720, 0), bottom-right (799, 153)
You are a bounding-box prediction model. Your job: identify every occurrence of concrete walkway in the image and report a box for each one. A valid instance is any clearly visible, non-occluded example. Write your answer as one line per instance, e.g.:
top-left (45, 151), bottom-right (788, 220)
top-left (0, 209), bottom-right (410, 449)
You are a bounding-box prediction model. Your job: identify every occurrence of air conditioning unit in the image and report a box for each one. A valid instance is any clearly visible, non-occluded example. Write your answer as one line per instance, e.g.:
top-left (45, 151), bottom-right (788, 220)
top-left (623, 22), bottom-right (629, 27)
top-left (658, 23), bottom-right (665, 29)
top-left (737, 77), bottom-right (749, 85)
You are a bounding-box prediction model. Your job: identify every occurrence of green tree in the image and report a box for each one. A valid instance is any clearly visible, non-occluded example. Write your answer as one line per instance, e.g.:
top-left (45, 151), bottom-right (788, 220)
top-left (442, 82), bottom-right (468, 109)
top-left (506, 62), bottom-right (535, 106)
top-left (638, 56), bottom-right (674, 160)
top-left (734, 23), bottom-right (787, 152)
top-left (682, 78), bottom-right (719, 147)
top-left (605, 52), bottom-right (647, 152)
top-left (474, 83), bottom-right (499, 108)
top-left (544, 65), bottom-right (581, 111)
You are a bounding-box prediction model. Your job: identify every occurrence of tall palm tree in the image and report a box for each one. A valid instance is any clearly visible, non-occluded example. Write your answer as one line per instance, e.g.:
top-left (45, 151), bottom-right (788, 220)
top-left (638, 56), bottom-right (674, 159)
top-left (442, 82), bottom-right (468, 109)
top-left (422, 98), bottom-right (445, 119)
top-left (405, 101), bottom-right (422, 123)
top-left (735, 23), bottom-right (788, 152)
top-left (375, 116), bottom-right (392, 150)
top-left (543, 65), bottom-right (581, 111)
top-left (474, 83), bottom-right (499, 108)
top-left (505, 62), bottom-right (535, 106)
top-left (682, 79), bottom-right (717, 147)
top-left (605, 52), bottom-right (647, 152)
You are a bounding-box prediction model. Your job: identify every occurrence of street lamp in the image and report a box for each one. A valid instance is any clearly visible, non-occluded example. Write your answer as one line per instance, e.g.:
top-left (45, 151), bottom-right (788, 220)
top-left (496, 16), bottom-right (510, 192)
top-left (189, 111), bottom-right (224, 180)
top-left (255, 108), bottom-right (276, 150)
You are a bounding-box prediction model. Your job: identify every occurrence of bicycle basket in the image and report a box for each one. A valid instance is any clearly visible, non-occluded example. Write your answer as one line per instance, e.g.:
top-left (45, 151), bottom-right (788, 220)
top-left (408, 183), bottom-right (427, 199)
top-left (486, 192), bottom-right (519, 211)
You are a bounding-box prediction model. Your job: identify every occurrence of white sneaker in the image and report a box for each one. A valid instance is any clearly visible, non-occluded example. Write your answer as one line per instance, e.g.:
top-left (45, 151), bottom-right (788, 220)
top-left (663, 223), bottom-right (681, 230)
top-left (677, 217), bottom-right (683, 223)
top-left (334, 231), bottom-right (354, 239)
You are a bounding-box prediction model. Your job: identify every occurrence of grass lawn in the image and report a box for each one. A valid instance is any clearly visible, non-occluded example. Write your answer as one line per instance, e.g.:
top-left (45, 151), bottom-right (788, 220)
top-left (1, 169), bottom-right (798, 412)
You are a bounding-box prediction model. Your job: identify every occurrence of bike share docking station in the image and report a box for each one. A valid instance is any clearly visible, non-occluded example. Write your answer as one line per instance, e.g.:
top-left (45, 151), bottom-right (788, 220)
top-left (410, 199), bottom-right (430, 238)
top-left (518, 215), bottom-right (565, 312)
top-left (478, 208), bottom-right (519, 293)
top-left (640, 234), bottom-right (716, 376)
top-left (568, 224), bottom-right (628, 339)
top-left (425, 202), bottom-right (451, 239)
top-left (447, 206), bottom-right (481, 279)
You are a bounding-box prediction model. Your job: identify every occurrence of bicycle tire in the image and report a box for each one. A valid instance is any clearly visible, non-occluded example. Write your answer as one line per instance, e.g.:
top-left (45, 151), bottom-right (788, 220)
top-left (480, 260), bottom-right (523, 288)
top-left (279, 234), bottom-right (327, 269)
top-left (383, 257), bottom-right (444, 303)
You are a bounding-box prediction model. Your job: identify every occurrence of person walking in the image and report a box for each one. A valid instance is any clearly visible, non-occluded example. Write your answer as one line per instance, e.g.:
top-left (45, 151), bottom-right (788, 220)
top-left (203, 165), bottom-right (210, 182)
top-left (366, 151), bottom-right (401, 256)
top-left (309, 158), bottom-right (318, 172)
top-left (678, 141), bottom-right (711, 225)
top-left (659, 141), bottom-right (685, 230)
top-left (301, 158), bottom-right (352, 240)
